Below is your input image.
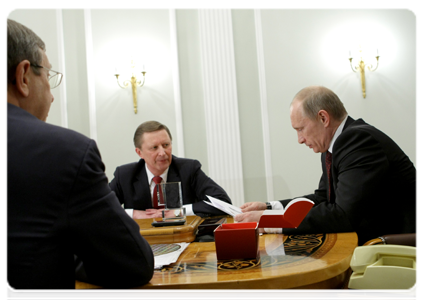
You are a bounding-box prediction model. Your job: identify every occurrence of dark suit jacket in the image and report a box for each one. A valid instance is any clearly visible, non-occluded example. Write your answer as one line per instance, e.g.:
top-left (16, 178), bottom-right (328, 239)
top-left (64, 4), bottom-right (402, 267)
top-left (110, 156), bottom-right (232, 217)
top-left (281, 117), bottom-right (416, 245)
top-left (7, 103), bottom-right (154, 289)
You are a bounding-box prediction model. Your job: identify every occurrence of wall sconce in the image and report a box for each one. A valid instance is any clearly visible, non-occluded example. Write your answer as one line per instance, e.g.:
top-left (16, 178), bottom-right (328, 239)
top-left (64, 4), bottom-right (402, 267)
top-left (114, 60), bottom-right (146, 114)
top-left (348, 47), bottom-right (379, 98)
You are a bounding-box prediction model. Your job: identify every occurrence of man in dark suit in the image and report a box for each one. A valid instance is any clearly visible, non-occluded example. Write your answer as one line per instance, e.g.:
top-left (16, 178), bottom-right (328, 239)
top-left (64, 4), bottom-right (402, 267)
top-left (7, 19), bottom-right (154, 289)
top-left (110, 121), bottom-right (232, 218)
top-left (235, 86), bottom-right (416, 245)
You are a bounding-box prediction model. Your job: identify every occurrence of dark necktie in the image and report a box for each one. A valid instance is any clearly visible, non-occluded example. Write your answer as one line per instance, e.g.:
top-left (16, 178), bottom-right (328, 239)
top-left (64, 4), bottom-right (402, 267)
top-left (152, 176), bottom-right (164, 209)
top-left (325, 151), bottom-right (333, 201)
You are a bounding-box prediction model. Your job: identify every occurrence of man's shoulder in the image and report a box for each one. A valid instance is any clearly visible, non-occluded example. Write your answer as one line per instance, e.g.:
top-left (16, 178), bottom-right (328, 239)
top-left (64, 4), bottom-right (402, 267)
top-left (8, 103), bottom-right (91, 146)
top-left (115, 160), bottom-right (145, 174)
top-left (171, 156), bottom-right (200, 168)
top-left (343, 118), bottom-right (385, 137)
top-left (345, 117), bottom-right (367, 129)
top-left (338, 117), bottom-right (396, 151)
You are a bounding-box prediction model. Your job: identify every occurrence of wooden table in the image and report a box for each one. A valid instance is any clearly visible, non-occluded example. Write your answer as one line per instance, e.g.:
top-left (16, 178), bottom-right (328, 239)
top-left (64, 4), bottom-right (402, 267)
top-left (135, 215), bottom-right (202, 244)
top-left (76, 217), bottom-right (358, 289)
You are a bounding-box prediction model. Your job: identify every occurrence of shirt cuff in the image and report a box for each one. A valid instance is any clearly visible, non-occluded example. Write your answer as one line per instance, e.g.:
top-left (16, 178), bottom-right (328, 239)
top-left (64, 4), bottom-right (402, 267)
top-left (264, 227), bottom-right (283, 234)
top-left (269, 201), bottom-right (283, 210)
top-left (263, 201), bottom-right (284, 234)
top-left (183, 204), bottom-right (194, 216)
top-left (125, 208), bottom-right (133, 218)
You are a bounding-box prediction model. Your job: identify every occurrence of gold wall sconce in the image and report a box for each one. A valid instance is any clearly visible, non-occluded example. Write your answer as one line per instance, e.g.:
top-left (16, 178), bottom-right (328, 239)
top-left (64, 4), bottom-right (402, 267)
top-left (114, 60), bottom-right (146, 113)
top-left (348, 47), bottom-right (379, 98)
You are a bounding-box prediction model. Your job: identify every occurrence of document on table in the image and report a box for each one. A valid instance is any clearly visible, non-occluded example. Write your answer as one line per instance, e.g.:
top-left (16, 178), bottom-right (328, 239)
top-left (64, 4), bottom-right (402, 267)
top-left (204, 195), bottom-right (243, 217)
top-left (152, 242), bottom-right (190, 269)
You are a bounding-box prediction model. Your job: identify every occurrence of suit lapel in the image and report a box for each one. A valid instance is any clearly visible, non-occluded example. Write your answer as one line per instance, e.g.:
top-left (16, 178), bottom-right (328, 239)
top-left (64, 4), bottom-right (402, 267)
top-left (324, 152), bottom-right (333, 202)
top-left (133, 162), bottom-right (153, 209)
top-left (329, 116), bottom-right (356, 203)
top-left (167, 160), bottom-right (181, 183)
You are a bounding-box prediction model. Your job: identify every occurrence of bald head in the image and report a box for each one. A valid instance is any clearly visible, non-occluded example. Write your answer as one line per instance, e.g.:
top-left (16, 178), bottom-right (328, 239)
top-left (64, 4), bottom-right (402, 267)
top-left (291, 86), bottom-right (347, 122)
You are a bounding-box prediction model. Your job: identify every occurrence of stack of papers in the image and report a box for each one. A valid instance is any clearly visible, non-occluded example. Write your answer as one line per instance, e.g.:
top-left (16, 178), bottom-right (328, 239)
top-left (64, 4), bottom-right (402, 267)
top-left (153, 242), bottom-right (190, 269)
top-left (205, 195), bottom-right (243, 217)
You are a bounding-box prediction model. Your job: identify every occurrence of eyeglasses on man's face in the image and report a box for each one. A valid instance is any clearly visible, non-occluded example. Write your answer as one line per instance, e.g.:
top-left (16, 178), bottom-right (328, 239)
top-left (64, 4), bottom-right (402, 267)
top-left (30, 63), bottom-right (63, 89)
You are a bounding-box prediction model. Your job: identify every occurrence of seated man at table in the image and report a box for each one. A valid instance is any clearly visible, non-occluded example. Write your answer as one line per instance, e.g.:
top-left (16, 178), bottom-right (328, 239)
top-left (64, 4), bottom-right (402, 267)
top-left (7, 19), bottom-right (154, 289)
top-left (235, 86), bottom-right (416, 245)
top-left (110, 120), bottom-right (232, 219)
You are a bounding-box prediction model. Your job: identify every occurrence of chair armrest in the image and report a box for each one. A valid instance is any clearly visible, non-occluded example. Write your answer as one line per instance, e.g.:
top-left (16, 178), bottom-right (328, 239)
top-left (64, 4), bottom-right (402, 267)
top-left (363, 238), bottom-right (384, 246)
top-left (380, 233), bottom-right (415, 247)
top-left (364, 233), bottom-right (415, 246)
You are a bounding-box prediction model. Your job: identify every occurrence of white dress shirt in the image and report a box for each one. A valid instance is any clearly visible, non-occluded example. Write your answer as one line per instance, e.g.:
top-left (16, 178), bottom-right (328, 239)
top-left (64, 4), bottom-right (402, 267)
top-left (125, 165), bottom-right (195, 217)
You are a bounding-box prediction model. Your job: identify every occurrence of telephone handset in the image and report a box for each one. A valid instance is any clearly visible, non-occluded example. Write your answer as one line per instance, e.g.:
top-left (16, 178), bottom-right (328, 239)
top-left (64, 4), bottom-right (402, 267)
top-left (348, 245), bottom-right (416, 289)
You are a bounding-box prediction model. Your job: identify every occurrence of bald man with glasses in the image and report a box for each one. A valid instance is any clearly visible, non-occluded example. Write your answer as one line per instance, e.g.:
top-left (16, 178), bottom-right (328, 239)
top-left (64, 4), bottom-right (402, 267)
top-left (7, 19), bottom-right (154, 289)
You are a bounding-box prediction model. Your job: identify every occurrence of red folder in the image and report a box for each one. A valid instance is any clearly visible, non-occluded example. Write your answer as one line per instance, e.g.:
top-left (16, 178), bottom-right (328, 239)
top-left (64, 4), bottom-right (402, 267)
top-left (258, 198), bottom-right (314, 228)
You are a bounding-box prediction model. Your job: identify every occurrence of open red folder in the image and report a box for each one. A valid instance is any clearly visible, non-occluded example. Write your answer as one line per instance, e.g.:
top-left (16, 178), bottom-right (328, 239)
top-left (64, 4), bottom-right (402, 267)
top-left (257, 198), bottom-right (314, 228)
top-left (204, 195), bottom-right (313, 229)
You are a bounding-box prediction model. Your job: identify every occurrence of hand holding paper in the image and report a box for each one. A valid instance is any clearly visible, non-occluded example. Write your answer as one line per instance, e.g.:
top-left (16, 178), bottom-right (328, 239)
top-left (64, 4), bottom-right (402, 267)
top-left (206, 196), bottom-right (314, 228)
top-left (234, 210), bottom-right (264, 223)
top-left (204, 195), bottom-right (243, 217)
top-left (239, 202), bottom-right (266, 212)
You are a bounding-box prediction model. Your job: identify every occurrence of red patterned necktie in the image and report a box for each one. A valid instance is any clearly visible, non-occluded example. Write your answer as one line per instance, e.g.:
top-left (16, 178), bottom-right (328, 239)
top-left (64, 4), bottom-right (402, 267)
top-left (152, 176), bottom-right (164, 209)
top-left (325, 151), bottom-right (333, 201)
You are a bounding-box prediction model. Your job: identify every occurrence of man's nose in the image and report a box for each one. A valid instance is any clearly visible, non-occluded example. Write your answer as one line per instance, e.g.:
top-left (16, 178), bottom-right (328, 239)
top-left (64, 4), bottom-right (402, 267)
top-left (298, 134), bottom-right (305, 144)
top-left (157, 147), bottom-right (166, 155)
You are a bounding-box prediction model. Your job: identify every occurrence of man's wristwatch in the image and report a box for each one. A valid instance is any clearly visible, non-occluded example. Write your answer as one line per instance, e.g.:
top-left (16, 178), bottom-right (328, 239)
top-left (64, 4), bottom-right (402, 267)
top-left (174, 209), bottom-right (180, 217)
top-left (266, 202), bottom-right (272, 210)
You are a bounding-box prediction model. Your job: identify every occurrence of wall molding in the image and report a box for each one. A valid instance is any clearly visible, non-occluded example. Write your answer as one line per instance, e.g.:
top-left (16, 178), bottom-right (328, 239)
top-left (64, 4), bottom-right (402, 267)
top-left (83, 9), bottom-right (97, 141)
top-left (56, 9), bottom-right (68, 129)
top-left (198, 9), bottom-right (245, 206)
top-left (254, 9), bottom-right (274, 201)
top-left (169, 9), bottom-right (185, 158)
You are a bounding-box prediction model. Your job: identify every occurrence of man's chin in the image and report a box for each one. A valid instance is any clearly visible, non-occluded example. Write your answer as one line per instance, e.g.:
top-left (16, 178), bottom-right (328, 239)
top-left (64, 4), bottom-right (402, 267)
top-left (156, 162), bottom-right (170, 171)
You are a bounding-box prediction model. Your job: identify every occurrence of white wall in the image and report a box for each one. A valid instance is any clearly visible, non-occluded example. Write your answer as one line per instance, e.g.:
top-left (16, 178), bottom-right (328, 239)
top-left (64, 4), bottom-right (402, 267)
top-left (8, 9), bottom-right (64, 128)
top-left (8, 9), bottom-right (417, 205)
top-left (259, 9), bottom-right (416, 199)
top-left (88, 9), bottom-right (181, 177)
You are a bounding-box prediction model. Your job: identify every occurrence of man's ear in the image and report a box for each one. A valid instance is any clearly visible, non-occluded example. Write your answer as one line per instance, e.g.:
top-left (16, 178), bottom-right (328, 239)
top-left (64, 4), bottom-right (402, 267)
top-left (135, 147), bottom-right (143, 158)
top-left (318, 110), bottom-right (330, 127)
top-left (14, 60), bottom-right (32, 98)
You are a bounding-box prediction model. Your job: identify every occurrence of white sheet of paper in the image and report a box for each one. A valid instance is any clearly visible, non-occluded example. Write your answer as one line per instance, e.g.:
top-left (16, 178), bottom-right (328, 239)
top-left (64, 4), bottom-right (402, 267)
top-left (154, 242), bottom-right (190, 269)
top-left (205, 195), bottom-right (243, 217)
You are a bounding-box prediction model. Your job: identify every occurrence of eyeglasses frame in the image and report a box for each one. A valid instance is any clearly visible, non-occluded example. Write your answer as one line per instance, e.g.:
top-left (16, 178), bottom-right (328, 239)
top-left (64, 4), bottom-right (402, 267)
top-left (30, 63), bottom-right (63, 89)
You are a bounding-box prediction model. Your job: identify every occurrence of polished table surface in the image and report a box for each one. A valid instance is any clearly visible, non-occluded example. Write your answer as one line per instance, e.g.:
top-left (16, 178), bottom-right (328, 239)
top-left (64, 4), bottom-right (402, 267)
top-left (76, 217), bottom-right (358, 289)
top-left (135, 215), bottom-right (202, 244)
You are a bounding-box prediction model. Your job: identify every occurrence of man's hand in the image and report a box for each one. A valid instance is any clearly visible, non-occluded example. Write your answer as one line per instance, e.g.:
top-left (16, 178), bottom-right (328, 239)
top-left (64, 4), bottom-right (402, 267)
top-left (132, 209), bottom-right (164, 219)
top-left (240, 202), bottom-right (266, 212)
top-left (161, 209), bottom-right (178, 219)
top-left (234, 210), bottom-right (264, 223)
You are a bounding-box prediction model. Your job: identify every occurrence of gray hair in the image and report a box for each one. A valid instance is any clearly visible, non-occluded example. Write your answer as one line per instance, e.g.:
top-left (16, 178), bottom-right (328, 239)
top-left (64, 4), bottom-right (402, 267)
top-left (292, 86), bottom-right (347, 121)
top-left (7, 19), bottom-right (46, 83)
top-left (133, 121), bottom-right (173, 148)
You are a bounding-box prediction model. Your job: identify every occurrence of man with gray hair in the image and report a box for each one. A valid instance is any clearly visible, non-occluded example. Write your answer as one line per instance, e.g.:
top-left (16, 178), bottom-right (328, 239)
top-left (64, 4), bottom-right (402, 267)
top-left (7, 19), bottom-right (154, 289)
top-left (235, 86), bottom-right (416, 245)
